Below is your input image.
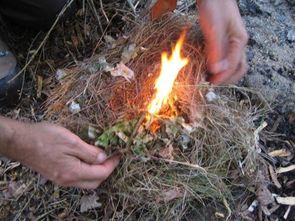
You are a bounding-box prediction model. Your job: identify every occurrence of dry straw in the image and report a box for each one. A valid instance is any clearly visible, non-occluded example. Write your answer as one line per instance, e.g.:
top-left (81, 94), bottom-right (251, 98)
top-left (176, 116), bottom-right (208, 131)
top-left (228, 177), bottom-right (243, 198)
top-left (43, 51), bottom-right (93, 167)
top-left (45, 14), bottom-right (266, 220)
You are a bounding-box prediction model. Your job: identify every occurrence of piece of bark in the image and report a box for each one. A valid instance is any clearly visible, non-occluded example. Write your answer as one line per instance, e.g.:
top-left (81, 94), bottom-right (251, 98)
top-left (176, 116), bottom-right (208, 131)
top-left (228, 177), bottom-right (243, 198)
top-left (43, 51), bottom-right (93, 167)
top-left (276, 165), bottom-right (295, 174)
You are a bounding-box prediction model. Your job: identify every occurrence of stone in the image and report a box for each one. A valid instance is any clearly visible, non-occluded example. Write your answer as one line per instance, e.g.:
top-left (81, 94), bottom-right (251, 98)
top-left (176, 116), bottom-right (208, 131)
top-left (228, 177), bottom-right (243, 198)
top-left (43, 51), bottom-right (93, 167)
top-left (287, 29), bottom-right (295, 42)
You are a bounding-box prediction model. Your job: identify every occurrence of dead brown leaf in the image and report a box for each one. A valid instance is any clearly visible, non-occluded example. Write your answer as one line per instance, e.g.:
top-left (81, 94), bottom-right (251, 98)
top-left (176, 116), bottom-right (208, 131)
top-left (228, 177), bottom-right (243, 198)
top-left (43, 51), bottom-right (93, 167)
top-left (157, 188), bottom-right (183, 202)
top-left (110, 63), bottom-right (134, 82)
top-left (159, 144), bottom-right (174, 160)
top-left (6, 181), bottom-right (27, 199)
top-left (80, 195), bottom-right (102, 213)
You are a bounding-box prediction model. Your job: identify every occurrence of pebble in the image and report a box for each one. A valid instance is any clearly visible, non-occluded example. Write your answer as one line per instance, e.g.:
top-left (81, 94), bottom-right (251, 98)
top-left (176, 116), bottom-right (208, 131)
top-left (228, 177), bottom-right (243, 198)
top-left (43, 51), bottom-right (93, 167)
top-left (247, 50), bottom-right (255, 61)
top-left (287, 30), bottom-right (295, 42)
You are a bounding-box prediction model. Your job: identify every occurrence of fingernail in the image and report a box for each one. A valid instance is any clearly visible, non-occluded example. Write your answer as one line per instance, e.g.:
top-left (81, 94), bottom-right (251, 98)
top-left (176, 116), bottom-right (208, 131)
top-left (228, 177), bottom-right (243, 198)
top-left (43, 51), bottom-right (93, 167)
top-left (96, 152), bottom-right (107, 164)
top-left (210, 59), bottom-right (228, 74)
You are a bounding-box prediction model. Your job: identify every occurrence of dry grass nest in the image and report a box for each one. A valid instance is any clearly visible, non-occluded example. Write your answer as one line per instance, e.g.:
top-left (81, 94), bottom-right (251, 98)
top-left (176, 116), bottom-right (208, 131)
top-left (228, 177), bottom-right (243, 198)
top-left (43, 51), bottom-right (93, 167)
top-left (45, 15), bottom-right (268, 220)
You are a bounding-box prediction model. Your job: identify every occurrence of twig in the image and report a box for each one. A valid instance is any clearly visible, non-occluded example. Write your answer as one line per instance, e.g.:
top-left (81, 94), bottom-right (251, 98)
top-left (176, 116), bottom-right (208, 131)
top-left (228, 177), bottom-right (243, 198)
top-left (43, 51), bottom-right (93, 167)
top-left (88, 0), bottom-right (104, 33)
top-left (150, 156), bottom-right (207, 172)
top-left (9, 0), bottom-right (75, 82)
top-left (223, 197), bottom-right (232, 221)
top-left (100, 0), bottom-right (109, 23)
top-left (127, 0), bottom-right (137, 14)
top-left (126, 112), bottom-right (146, 149)
top-left (91, 12), bottom-right (117, 56)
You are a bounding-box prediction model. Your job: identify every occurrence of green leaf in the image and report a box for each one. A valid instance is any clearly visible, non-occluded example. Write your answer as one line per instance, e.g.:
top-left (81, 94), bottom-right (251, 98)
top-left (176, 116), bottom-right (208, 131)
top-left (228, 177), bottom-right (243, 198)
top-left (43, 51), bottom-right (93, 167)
top-left (94, 119), bottom-right (138, 149)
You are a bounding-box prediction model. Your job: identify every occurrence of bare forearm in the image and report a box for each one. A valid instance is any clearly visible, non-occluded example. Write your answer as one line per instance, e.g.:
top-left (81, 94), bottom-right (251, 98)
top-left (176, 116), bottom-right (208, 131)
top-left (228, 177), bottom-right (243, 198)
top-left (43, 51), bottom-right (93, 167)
top-left (0, 116), bottom-right (27, 160)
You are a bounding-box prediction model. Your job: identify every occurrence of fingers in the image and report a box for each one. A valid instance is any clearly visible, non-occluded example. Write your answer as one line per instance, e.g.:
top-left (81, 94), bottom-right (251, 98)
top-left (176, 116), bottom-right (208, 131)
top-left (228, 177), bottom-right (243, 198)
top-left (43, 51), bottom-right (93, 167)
top-left (225, 52), bottom-right (247, 84)
top-left (78, 154), bottom-right (121, 181)
top-left (209, 36), bottom-right (248, 85)
top-left (73, 140), bottom-right (107, 165)
top-left (60, 154), bottom-right (120, 189)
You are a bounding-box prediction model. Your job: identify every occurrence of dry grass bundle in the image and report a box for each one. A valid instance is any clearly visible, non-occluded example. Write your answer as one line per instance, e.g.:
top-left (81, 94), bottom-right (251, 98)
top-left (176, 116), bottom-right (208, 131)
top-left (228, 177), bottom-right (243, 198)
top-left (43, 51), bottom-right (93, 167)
top-left (45, 15), bottom-right (266, 220)
top-left (45, 14), bottom-right (206, 132)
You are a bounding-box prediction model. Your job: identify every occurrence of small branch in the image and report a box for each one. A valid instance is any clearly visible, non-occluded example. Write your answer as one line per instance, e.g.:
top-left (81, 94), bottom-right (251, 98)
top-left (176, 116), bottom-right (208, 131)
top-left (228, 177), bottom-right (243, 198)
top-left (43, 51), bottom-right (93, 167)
top-left (100, 0), bottom-right (109, 23)
top-left (89, 0), bottom-right (104, 33)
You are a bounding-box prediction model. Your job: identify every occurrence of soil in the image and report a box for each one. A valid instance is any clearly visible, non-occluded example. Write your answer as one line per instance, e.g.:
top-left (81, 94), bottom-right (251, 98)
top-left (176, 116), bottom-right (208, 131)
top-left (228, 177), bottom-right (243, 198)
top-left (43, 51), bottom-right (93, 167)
top-left (241, 0), bottom-right (295, 140)
top-left (0, 0), bottom-right (294, 220)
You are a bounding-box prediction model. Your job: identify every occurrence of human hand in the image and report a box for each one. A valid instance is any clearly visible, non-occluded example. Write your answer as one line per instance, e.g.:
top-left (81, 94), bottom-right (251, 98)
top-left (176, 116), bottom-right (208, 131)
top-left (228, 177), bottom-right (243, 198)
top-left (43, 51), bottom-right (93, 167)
top-left (11, 122), bottom-right (120, 189)
top-left (197, 0), bottom-right (249, 85)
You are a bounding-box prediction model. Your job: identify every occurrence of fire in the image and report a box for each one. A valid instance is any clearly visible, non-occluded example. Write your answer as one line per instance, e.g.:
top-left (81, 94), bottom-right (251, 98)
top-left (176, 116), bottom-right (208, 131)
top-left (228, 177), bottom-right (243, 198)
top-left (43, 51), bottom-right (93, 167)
top-left (147, 33), bottom-right (189, 116)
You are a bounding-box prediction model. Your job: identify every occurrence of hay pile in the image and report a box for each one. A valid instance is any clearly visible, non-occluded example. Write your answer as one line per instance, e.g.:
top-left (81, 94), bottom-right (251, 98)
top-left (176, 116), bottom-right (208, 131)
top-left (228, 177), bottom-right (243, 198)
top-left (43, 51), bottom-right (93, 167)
top-left (45, 15), bottom-right (266, 220)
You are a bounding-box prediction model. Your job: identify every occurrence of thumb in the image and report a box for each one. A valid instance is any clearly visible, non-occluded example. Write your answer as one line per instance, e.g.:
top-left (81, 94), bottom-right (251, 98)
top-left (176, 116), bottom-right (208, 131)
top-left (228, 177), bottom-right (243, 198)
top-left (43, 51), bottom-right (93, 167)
top-left (76, 141), bottom-right (107, 165)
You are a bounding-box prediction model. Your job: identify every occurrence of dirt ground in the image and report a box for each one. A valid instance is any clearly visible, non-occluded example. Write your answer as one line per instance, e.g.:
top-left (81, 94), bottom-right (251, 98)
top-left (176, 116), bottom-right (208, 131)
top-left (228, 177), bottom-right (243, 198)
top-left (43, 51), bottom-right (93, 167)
top-left (0, 0), bottom-right (294, 220)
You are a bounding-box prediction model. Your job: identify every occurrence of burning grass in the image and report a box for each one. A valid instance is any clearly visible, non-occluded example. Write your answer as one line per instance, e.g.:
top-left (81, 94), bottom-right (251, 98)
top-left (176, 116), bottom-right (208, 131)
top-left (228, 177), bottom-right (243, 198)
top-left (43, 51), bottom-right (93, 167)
top-left (45, 14), bottom-right (267, 220)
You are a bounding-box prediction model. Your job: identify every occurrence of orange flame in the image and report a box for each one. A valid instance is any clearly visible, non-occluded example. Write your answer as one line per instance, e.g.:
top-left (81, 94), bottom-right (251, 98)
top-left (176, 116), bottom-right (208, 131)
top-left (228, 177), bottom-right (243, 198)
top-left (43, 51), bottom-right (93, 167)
top-left (147, 33), bottom-right (189, 116)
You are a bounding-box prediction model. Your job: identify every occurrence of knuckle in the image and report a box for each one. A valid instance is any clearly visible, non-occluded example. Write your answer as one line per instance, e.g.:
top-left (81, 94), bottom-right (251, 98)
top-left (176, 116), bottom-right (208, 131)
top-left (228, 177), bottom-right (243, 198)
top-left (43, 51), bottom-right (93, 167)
top-left (88, 149), bottom-right (98, 162)
top-left (69, 138), bottom-right (80, 147)
top-left (53, 170), bottom-right (75, 186)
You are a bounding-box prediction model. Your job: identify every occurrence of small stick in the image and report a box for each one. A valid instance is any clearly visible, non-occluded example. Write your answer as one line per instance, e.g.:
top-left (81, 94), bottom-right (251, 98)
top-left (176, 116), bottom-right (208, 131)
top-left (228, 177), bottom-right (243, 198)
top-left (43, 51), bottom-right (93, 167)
top-left (126, 112), bottom-right (146, 149)
top-left (150, 155), bottom-right (207, 172)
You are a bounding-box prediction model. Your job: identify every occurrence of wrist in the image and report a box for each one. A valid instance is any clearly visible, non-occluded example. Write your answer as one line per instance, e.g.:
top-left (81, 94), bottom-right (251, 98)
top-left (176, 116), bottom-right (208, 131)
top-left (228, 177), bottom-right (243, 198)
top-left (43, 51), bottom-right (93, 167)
top-left (0, 117), bottom-right (16, 156)
top-left (0, 117), bottom-right (30, 161)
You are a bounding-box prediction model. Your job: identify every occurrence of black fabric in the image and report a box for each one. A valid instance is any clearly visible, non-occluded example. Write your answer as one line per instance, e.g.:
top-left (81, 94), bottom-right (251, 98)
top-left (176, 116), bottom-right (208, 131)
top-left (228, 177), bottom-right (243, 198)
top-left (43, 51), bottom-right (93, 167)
top-left (0, 0), bottom-right (74, 28)
top-left (0, 64), bottom-right (22, 107)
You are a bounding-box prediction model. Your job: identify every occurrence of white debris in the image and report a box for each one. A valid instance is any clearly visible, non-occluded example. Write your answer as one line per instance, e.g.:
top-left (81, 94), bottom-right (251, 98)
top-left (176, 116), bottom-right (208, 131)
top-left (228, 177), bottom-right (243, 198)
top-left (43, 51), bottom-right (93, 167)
top-left (121, 43), bottom-right (138, 63)
top-left (55, 69), bottom-right (66, 81)
top-left (247, 200), bottom-right (258, 213)
top-left (110, 62), bottom-right (135, 82)
top-left (104, 35), bottom-right (116, 45)
top-left (206, 91), bottom-right (218, 102)
top-left (88, 126), bottom-right (97, 140)
top-left (69, 101), bottom-right (81, 114)
top-left (98, 56), bottom-right (114, 72)
top-left (79, 57), bottom-right (114, 74)
top-left (181, 122), bottom-right (194, 133)
top-left (116, 131), bottom-right (129, 143)
top-left (80, 195), bottom-right (102, 213)
top-left (276, 164), bottom-right (295, 174)
top-left (275, 196), bottom-right (295, 206)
